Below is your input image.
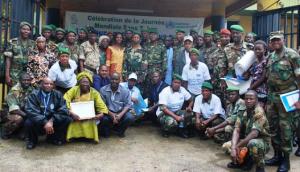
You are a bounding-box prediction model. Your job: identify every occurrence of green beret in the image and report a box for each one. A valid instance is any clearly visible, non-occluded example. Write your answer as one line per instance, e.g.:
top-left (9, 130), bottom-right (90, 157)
top-left (176, 29), bottom-right (185, 33)
top-left (141, 28), bottom-right (148, 32)
top-left (48, 24), bottom-right (57, 31)
top-left (79, 28), bottom-right (87, 33)
top-left (249, 32), bottom-right (257, 37)
top-left (230, 25), bottom-right (244, 32)
top-left (201, 82), bottom-right (213, 90)
top-left (204, 30), bottom-right (214, 35)
top-left (190, 29), bottom-right (197, 33)
top-left (189, 48), bottom-right (200, 56)
top-left (148, 28), bottom-right (158, 34)
top-left (20, 21), bottom-right (32, 30)
top-left (56, 27), bottom-right (65, 33)
top-left (66, 28), bottom-right (77, 35)
top-left (42, 25), bottom-right (53, 32)
top-left (226, 86), bottom-right (240, 92)
top-left (58, 46), bottom-right (70, 55)
top-left (172, 73), bottom-right (183, 81)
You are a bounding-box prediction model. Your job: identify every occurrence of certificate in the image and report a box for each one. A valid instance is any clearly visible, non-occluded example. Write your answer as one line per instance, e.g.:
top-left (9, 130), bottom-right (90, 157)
top-left (280, 90), bottom-right (299, 112)
top-left (70, 101), bottom-right (96, 120)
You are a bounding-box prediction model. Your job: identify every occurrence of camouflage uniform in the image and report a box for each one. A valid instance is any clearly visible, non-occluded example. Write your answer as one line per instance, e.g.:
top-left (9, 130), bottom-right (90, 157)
top-left (224, 42), bottom-right (251, 77)
top-left (123, 46), bottom-right (147, 83)
top-left (46, 40), bottom-right (57, 53)
top-left (158, 110), bottom-right (194, 133)
top-left (173, 41), bottom-right (183, 59)
top-left (58, 41), bottom-right (80, 63)
top-left (3, 37), bottom-right (35, 83)
top-left (79, 41), bottom-right (100, 74)
top-left (266, 46), bottom-right (300, 154)
top-left (27, 48), bottom-right (56, 86)
top-left (223, 105), bottom-right (270, 167)
top-left (2, 83), bottom-right (33, 136)
top-left (203, 44), bottom-right (218, 72)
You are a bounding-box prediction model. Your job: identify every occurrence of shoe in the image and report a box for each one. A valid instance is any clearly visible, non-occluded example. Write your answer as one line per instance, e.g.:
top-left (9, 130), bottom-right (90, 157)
top-left (162, 130), bottom-right (170, 138)
top-left (295, 146), bottom-right (300, 157)
top-left (26, 141), bottom-right (36, 150)
top-left (178, 128), bottom-right (189, 139)
top-left (52, 140), bottom-right (64, 146)
top-left (241, 157), bottom-right (253, 171)
top-left (256, 166), bottom-right (265, 172)
top-left (277, 153), bottom-right (290, 172)
top-left (265, 150), bottom-right (283, 166)
top-left (227, 162), bottom-right (241, 169)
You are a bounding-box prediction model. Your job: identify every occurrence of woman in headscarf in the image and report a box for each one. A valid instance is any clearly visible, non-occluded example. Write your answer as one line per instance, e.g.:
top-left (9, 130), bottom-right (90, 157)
top-left (99, 35), bottom-right (110, 65)
top-left (27, 36), bottom-right (56, 86)
top-left (64, 72), bottom-right (108, 143)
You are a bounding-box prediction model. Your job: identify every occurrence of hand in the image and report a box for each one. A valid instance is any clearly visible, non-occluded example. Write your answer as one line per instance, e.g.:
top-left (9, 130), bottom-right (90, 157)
top-left (174, 115), bottom-right (183, 122)
top-left (71, 112), bottom-right (80, 121)
top-left (293, 101), bottom-right (300, 110)
top-left (230, 147), bottom-right (238, 164)
top-left (131, 97), bottom-right (138, 104)
top-left (5, 75), bottom-right (13, 87)
top-left (195, 119), bottom-right (201, 130)
top-left (112, 115), bottom-right (119, 125)
top-left (44, 121), bottom-right (54, 135)
top-left (202, 119), bottom-right (210, 127)
top-left (94, 113), bottom-right (104, 120)
top-left (186, 106), bottom-right (192, 113)
top-left (206, 128), bottom-right (215, 137)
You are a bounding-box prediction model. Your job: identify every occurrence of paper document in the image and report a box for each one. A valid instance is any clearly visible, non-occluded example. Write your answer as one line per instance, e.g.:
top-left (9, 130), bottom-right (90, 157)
top-left (280, 90), bottom-right (299, 112)
top-left (70, 101), bottom-right (96, 120)
top-left (221, 77), bottom-right (252, 95)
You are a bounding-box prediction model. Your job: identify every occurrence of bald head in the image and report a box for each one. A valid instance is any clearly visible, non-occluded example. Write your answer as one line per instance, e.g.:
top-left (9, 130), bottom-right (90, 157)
top-left (41, 77), bottom-right (54, 93)
top-left (111, 72), bottom-right (120, 90)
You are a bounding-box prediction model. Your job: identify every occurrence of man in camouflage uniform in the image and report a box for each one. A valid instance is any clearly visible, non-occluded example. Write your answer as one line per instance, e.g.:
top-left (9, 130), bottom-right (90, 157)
top-left (224, 25), bottom-right (251, 78)
top-left (226, 90), bottom-right (270, 172)
top-left (41, 25), bottom-right (56, 52)
top-left (265, 31), bottom-right (300, 172)
top-left (1, 73), bottom-right (33, 139)
top-left (79, 27), bottom-right (100, 74)
top-left (123, 33), bottom-right (147, 85)
top-left (202, 30), bottom-right (218, 72)
top-left (206, 86), bottom-right (246, 143)
top-left (4, 21), bottom-right (35, 87)
top-left (77, 28), bottom-right (88, 46)
top-left (173, 29), bottom-right (185, 59)
top-left (55, 27), bottom-right (65, 44)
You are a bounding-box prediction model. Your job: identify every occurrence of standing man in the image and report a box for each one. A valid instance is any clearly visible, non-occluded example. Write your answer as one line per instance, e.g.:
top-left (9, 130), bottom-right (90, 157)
top-left (141, 29), bottom-right (150, 48)
top-left (77, 28), bottom-right (88, 46)
top-left (100, 73), bottom-right (135, 137)
top-left (173, 29), bottom-right (185, 56)
top-left (124, 29), bottom-right (133, 47)
top-left (79, 27), bottom-right (100, 74)
top-left (202, 30), bottom-right (218, 73)
top-left (265, 31), bottom-right (300, 172)
top-left (173, 35), bottom-right (193, 75)
top-left (54, 28), bottom-right (65, 44)
top-left (4, 21), bottom-right (35, 87)
top-left (41, 25), bottom-right (56, 52)
top-left (182, 48), bottom-right (211, 97)
top-left (164, 36), bottom-right (174, 85)
top-left (24, 78), bottom-right (72, 149)
top-left (59, 28), bottom-right (81, 65)
top-left (1, 73), bottom-right (33, 139)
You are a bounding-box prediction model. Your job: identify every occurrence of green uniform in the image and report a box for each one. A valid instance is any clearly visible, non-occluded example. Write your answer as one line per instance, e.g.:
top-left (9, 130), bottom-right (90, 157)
top-left (145, 42), bottom-right (167, 73)
top-left (4, 37), bottom-right (35, 83)
top-left (235, 105), bottom-right (270, 167)
top-left (266, 46), bottom-right (300, 154)
top-left (123, 46), bottom-right (147, 82)
top-left (2, 83), bottom-right (33, 136)
top-left (158, 110), bottom-right (194, 133)
top-left (58, 41), bottom-right (80, 63)
top-left (203, 44), bottom-right (218, 72)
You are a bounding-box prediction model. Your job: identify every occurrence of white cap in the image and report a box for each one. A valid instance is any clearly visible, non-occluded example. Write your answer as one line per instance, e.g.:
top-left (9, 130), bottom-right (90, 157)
top-left (184, 35), bottom-right (193, 42)
top-left (128, 73), bottom-right (137, 80)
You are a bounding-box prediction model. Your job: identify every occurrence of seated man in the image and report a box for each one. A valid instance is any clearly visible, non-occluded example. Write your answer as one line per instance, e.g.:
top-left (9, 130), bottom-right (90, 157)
top-left (120, 73), bottom-right (147, 120)
top-left (145, 71), bottom-right (168, 123)
top-left (156, 74), bottom-right (193, 138)
top-left (1, 73), bottom-right (33, 139)
top-left (24, 77), bottom-right (72, 149)
top-left (193, 82), bottom-right (225, 139)
top-left (93, 65), bottom-right (110, 92)
top-left (226, 90), bottom-right (270, 172)
top-left (100, 72), bottom-right (135, 137)
top-left (206, 86), bottom-right (246, 143)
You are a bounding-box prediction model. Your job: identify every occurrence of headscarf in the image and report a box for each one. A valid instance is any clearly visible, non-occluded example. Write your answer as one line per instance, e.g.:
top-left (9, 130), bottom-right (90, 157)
top-left (76, 71), bottom-right (93, 84)
top-left (99, 35), bottom-right (110, 45)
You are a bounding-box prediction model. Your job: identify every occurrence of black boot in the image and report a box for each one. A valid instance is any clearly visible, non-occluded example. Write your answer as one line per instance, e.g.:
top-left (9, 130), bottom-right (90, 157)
top-left (241, 156), bottom-right (253, 171)
top-left (265, 150), bottom-right (282, 166)
top-left (256, 166), bottom-right (265, 172)
top-left (277, 153), bottom-right (290, 172)
top-left (178, 128), bottom-right (189, 138)
top-left (295, 140), bottom-right (300, 157)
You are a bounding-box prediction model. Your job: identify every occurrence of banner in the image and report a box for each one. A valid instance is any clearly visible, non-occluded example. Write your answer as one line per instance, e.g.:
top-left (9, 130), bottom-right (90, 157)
top-left (65, 11), bottom-right (204, 36)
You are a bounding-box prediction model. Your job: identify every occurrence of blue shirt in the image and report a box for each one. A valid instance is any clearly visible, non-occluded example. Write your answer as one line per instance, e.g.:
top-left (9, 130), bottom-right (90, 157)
top-left (165, 47), bottom-right (173, 85)
top-left (93, 75), bottom-right (110, 92)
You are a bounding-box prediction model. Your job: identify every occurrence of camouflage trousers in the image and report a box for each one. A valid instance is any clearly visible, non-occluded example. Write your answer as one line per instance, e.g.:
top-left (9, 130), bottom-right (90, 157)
top-left (222, 138), bottom-right (269, 167)
top-left (223, 124), bottom-right (234, 141)
top-left (2, 113), bottom-right (24, 136)
top-left (158, 110), bottom-right (194, 132)
top-left (193, 116), bottom-right (224, 134)
top-left (266, 100), bottom-right (300, 154)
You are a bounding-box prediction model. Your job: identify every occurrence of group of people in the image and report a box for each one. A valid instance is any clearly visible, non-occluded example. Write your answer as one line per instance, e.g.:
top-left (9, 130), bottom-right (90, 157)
top-left (1, 21), bottom-right (300, 172)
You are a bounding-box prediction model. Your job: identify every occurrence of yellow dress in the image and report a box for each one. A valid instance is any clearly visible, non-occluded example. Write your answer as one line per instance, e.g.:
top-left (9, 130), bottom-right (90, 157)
top-left (64, 86), bottom-right (108, 142)
top-left (106, 45), bottom-right (125, 74)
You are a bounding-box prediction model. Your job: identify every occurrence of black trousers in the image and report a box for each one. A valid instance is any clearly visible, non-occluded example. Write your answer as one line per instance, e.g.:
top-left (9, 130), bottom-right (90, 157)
top-left (24, 116), bottom-right (71, 144)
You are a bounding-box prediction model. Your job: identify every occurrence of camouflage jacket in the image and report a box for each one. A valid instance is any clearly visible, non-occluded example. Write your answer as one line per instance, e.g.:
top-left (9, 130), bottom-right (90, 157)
top-left (145, 42), bottom-right (167, 74)
top-left (225, 98), bottom-right (246, 125)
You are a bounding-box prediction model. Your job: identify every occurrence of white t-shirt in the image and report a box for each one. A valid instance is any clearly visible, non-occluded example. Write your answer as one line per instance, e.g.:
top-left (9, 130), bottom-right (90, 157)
top-left (185, 50), bottom-right (191, 65)
top-left (48, 59), bottom-right (77, 88)
top-left (193, 94), bottom-right (225, 119)
top-left (156, 86), bottom-right (191, 116)
top-left (182, 62), bottom-right (211, 95)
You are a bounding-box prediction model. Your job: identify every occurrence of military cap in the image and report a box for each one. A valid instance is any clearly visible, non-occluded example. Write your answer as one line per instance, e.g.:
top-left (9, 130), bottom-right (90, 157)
top-left (141, 28), bottom-right (148, 32)
top-left (58, 46), bottom-right (70, 55)
top-left (249, 32), bottom-right (257, 37)
top-left (172, 73), bottom-right (183, 81)
top-left (190, 29), bottom-right (198, 33)
top-left (66, 28), bottom-right (77, 35)
top-left (220, 28), bottom-right (231, 35)
top-left (204, 30), bottom-right (214, 35)
top-left (269, 31), bottom-right (284, 40)
top-left (20, 21), bottom-right (32, 30)
top-left (79, 28), bottom-right (88, 33)
top-left (55, 27), bottom-right (65, 33)
top-left (148, 28), bottom-right (158, 34)
top-left (226, 86), bottom-right (240, 92)
top-left (49, 24), bottom-right (57, 31)
top-left (201, 82), bottom-right (213, 90)
top-left (42, 25), bottom-right (53, 32)
top-left (230, 25), bottom-right (244, 32)
top-left (189, 48), bottom-right (200, 56)
top-left (176, 29), bottom-right (185, 33)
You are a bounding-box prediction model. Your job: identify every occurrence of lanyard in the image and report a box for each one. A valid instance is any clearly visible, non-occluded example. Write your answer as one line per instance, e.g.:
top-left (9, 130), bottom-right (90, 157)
top-left (43, 94), bottom-right (51, 116)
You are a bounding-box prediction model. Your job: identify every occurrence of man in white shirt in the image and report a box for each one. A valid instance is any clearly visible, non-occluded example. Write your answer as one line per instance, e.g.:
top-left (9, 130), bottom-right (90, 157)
top-left (156, 74), bottom-right (193, 138)
top-left (193, 82), bottom-right (225, 139)
top-left (173, 35), bottom-right (193, 75)
top-left (182, 48), bottom-right (211, 96)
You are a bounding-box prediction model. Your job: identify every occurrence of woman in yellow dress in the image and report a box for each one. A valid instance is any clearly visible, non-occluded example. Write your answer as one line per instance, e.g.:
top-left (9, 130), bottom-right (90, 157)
top-left (106, 32), bottom-right (125, 75)
top-left (64, 72), bottom-right (108, 143)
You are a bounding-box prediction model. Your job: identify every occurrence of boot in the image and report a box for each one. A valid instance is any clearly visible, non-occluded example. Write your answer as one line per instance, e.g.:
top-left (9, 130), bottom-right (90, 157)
top-left (256, 166), bottom-right (265, 172)
top-left (277, 153), bottom-right (290, 172)
top-left (265, 150), bottom-right (283, 166)
top-left (241, 156), bottom-right (253, 171)
top-left (295, 140), bottom-right (300, 157)
top-left (178, 128), bottom-right (189, 138)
